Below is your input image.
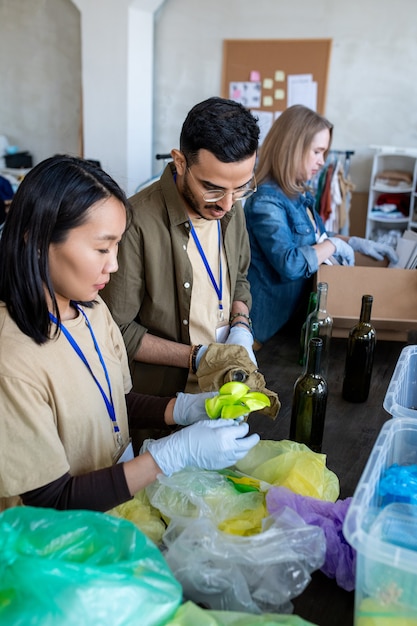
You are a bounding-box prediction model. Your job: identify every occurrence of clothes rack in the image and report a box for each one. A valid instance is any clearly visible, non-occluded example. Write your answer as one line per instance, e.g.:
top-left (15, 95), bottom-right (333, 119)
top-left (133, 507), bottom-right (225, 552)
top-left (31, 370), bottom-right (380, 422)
top-left (313, 150), bottom-right (355, 236)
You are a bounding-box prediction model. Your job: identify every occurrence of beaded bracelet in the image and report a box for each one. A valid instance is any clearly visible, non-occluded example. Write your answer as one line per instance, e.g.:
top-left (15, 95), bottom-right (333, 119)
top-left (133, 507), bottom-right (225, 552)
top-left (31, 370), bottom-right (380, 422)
top-left (229, 312), bottom-right (252, 327)
top-left (230, 320), bottom-right (254, 335)
top-left (189, 344), bottom-right (203, 374)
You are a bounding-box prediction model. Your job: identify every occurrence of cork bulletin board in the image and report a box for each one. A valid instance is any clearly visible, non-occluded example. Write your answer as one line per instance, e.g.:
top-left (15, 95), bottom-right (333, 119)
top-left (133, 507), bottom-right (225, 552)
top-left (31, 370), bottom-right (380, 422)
top-left (221, 39), bottom-right (332, 140)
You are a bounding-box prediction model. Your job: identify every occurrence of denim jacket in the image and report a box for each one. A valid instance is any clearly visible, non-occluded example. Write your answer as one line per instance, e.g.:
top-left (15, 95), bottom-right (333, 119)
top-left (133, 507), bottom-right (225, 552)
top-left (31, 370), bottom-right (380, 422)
top-left (244, 180), bottom-right (326, 343)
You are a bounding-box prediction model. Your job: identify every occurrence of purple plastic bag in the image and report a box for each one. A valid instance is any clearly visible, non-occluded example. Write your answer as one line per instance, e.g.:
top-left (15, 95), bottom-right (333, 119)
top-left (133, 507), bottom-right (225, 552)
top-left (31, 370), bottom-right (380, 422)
top-left (266, 486), bottom-right (356, 591)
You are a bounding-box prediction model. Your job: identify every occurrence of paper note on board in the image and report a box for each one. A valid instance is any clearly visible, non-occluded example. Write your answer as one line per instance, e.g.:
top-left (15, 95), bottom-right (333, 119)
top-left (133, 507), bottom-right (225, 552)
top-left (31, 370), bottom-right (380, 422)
top-left (254, 110), bottom-right (274, 146)
top-left (287, 74), bottom-right (317, 111)
top-left (274, 89), bottom-right (285, 100)
top-left (262, 95), bottom-right (273, 107)
top-left (229, 81), bottom-right (261, 108)
top-left (250, 70), bottom-right (261, 81)
top-left (275, 70), bottom-right (285, 82)
top-left (263, 78), bottom-right (273, 89)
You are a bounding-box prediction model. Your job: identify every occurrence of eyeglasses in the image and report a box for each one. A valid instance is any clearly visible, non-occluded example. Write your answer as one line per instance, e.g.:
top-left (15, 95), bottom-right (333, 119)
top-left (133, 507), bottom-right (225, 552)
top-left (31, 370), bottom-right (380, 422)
top-left (187, 167), bottom-right (257, 203)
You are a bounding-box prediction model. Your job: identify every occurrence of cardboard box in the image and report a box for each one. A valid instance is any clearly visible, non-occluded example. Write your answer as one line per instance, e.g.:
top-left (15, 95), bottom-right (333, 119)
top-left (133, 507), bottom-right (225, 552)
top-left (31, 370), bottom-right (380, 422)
top-left (343, 417), bottom-right (417, 624)
top-left (316, 253), bottom-right (417, 341)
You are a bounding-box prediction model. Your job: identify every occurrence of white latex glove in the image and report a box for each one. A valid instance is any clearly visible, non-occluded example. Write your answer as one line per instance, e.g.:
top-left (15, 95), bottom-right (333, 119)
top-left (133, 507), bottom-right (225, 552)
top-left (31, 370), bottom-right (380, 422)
top-left (348, 236), bottom-right (399, 264)
top-left (143, 419), bottom-right (260, 476)
top-left (173, 391), bottom-right (217, 426)
top-left (225, 325), bottom-right (258, 367)
top-left (328, 237), bottom-right (355, 266)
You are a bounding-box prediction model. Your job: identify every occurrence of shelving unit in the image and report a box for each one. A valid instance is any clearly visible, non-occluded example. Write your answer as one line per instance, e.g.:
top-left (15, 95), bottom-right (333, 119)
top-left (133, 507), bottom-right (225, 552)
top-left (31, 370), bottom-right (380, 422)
top-left (365, 146), bottom-right (417, 240)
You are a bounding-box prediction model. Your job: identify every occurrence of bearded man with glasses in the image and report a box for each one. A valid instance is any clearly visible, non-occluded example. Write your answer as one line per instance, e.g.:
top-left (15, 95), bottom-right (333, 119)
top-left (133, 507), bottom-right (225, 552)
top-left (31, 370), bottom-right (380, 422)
top-left (102, 97), bottom-right (260, 448)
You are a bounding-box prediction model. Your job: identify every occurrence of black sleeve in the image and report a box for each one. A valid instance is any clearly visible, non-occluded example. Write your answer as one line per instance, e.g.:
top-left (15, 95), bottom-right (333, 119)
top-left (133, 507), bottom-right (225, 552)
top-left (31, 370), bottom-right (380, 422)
top-left (125, 391), bottom-right (176, 430)
top-left (21, 465), bottom-right (132, 512)
top-left (21, 392), bottom-right (176, 512)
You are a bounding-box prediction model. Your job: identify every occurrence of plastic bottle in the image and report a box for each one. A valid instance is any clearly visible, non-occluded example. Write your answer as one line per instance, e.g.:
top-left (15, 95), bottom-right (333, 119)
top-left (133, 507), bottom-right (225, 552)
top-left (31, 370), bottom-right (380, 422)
top-left (303, 282), bottom-right (333, 378)
top-left (298, 291), bottom-right (318, 366)
top-left (290, 337), bottom-right (328, 453)
top-left (342, 294), bottom-right (376, 403)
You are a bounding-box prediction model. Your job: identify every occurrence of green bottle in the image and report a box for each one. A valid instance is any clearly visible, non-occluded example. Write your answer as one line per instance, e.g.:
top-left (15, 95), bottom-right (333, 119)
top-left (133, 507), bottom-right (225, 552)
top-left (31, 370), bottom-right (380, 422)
top-left (303, 282), bottom-right (333, 379)
top-left (290, 337), bottom-right (328, 453)
top-left (342, 295), bottom-right (376, 403)
top-left (298, 291), bottom-right (318, 366)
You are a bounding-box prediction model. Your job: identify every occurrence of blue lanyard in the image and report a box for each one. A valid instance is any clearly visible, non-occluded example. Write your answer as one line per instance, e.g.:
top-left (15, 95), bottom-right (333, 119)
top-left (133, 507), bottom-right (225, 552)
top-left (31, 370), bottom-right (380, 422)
top-left (189, 219), bottom-right (223, 317)
top-left (49, 305), bottom-right (119, 435)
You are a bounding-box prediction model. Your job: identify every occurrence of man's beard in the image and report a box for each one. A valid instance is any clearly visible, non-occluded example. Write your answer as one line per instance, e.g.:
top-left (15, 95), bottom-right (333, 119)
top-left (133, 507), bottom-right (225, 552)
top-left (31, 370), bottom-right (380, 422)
top-left (182, 173), bottom-right (223, 220)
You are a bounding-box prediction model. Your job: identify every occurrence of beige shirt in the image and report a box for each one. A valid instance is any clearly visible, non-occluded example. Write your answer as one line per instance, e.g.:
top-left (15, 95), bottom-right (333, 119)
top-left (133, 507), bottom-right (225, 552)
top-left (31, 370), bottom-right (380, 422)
top-left (187, 216), bottom-right (231, 346)
top-left (0, 297), bottom-right (132, 497)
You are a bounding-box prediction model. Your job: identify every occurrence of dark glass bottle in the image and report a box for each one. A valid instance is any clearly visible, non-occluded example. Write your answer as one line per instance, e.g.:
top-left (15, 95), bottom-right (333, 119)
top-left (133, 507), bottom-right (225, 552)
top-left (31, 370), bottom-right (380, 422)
top-left (290, 337), bottom-right (328, 453)
top-left (303, 282), bottom-right (333, 378)
top-left (342, 295), bottom-right (376, 403)
top-left (298, 291), bottom-right (318, 366)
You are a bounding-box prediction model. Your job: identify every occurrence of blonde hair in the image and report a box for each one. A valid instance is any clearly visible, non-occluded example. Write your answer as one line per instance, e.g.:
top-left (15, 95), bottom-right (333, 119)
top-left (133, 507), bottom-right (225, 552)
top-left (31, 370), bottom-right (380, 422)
top-left (255, 105), bottom-right (333, 197)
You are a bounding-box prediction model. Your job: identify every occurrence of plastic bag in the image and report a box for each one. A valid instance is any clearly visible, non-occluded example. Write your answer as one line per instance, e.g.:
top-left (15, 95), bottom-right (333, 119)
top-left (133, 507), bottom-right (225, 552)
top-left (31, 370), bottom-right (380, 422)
top-left (146, 467), bottom-right (267, 536)
top-left (0, 506), bottom-right (182, 625)
top-left (108, 487), bottom-right (167, 545)
top-left (166, 601), bottom-right (318, 625)
top-left (162, 512), bottom-right (325, 615)
top-left (266, 486), bottom-right (355, 591)
top-left (235, 440), bottom-right (340, 502)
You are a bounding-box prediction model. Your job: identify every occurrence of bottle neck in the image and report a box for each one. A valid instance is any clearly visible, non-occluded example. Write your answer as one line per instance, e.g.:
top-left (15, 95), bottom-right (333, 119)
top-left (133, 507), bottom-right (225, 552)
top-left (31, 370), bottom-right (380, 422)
top-left (306, 338), bottom-right (323, 375)
top-left (307, 292), bottom-right (318, 315)
top-left (317, 284), bottom-right (328, 313)
top-left (359, 296), bottom-right (373, 323)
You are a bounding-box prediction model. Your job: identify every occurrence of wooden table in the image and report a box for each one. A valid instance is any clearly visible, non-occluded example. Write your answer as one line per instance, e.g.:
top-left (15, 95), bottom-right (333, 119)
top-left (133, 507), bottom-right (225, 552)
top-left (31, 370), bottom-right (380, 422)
top-left (248, 324), bottom-right (408, 626)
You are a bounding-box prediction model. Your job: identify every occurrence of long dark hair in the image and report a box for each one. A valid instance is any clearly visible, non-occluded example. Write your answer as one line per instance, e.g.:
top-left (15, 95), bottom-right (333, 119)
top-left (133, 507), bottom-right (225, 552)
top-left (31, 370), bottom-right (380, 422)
top-left (0, 154), bottom-right (131, 344)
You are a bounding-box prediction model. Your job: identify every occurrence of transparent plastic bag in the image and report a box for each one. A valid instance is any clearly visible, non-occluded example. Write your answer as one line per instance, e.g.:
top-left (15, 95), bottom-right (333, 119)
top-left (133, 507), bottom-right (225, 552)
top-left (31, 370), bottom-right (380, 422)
top-left (267, 486), bottom-right (355, 591)
top-left (0, 506), bottom-right (182, 625)
top-left (162, 512), bottom-right (325, 615)
top-left (146, 467), bottom-right (266, 536)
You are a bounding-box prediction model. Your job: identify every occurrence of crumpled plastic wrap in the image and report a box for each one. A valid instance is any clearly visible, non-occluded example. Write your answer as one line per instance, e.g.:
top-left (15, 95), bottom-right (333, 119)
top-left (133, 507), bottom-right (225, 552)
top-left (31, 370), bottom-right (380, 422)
top-left (146, 467), bottom-right (266, 536)
top-left (145, 468), bottom-right (326, 615)
top-left (162, 513), bottom-right (325, 615)
top-left (235, 440), bottom-right (340, 502)
top-left (266, 486), bottom-right (355, 591)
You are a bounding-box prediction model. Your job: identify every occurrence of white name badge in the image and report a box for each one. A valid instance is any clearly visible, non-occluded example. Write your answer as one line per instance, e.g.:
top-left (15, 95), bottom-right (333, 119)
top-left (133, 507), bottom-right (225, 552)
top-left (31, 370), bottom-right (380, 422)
top-left (216, 322), bottom-right (230, 343)
top-left (113, 438), bottom-right (134, 464)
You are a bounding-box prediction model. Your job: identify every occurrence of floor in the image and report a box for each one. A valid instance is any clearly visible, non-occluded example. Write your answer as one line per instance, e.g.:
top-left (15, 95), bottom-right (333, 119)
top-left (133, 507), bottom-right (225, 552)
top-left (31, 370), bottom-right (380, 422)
top-left (247, 322), bottom-right (409, 626)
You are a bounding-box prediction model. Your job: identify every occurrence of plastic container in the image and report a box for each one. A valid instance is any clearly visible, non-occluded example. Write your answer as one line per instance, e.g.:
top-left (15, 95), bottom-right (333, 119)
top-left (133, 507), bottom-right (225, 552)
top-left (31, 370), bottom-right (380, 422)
top-left (383, 345), bottom-right (417, 418)
top-left (343, 417), bottom-right (417, 624)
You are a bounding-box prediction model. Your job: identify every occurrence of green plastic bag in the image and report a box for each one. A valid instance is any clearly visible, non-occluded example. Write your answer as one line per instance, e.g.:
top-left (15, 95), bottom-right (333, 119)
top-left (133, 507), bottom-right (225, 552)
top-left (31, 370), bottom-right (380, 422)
top-left (0, 506), bottom-right (182, 625)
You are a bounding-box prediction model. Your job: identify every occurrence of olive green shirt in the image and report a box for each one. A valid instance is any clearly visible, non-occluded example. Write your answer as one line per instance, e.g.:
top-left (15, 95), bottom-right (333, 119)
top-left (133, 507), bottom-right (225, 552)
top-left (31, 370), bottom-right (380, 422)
top-left (102, 163), bottom-right (252, 397)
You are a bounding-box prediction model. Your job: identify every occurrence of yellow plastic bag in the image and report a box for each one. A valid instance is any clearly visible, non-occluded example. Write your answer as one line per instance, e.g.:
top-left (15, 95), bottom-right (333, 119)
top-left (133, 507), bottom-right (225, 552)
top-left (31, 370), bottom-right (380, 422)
top-left (235, 440), bottom-right (339, 502)
top-left (166, 601), bottom-right (318, 625)
top-left (108, 488), bottom-right (166, 545)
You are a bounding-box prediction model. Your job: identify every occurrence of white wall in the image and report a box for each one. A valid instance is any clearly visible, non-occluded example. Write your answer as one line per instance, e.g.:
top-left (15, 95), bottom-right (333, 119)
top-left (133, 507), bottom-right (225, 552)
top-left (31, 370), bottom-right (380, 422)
top-left (3, 1), bottom-right (416, 195)
top-left (72, 0), bottom-right (165, 196)
top-left (0, 0), bottom-right (81, 164)
top-left (153, 0), bottom-right (417, 191)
